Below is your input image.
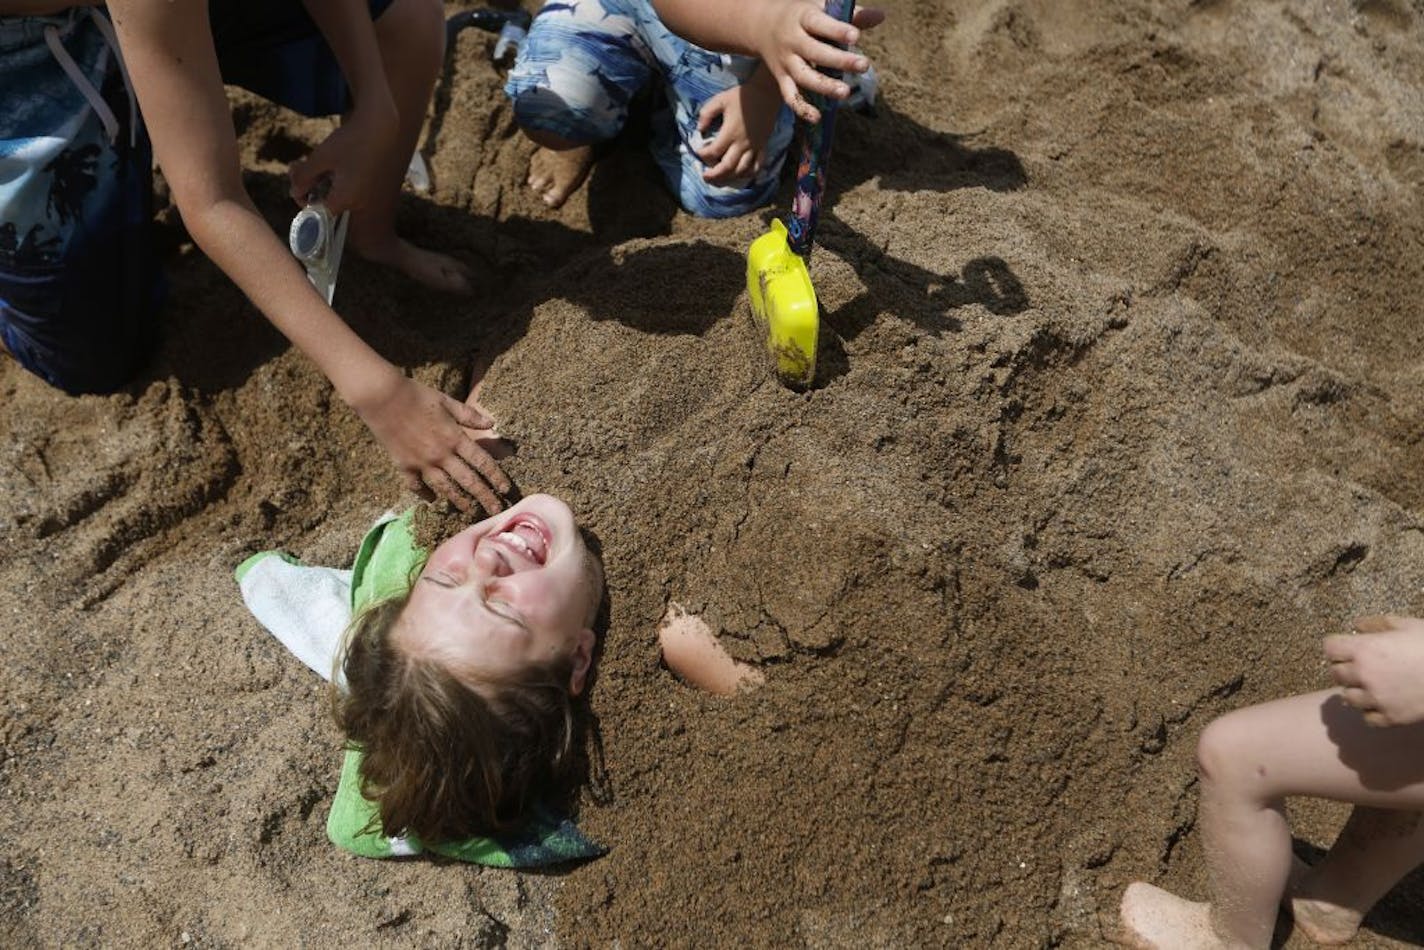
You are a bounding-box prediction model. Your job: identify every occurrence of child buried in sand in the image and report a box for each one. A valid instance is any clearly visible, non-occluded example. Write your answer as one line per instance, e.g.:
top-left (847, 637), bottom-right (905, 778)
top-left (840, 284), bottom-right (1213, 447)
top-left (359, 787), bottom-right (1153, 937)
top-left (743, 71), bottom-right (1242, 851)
top-left (238, 492), bottom-right (607, 865)
top-left (1118, 615), bottom-right (1424, 949)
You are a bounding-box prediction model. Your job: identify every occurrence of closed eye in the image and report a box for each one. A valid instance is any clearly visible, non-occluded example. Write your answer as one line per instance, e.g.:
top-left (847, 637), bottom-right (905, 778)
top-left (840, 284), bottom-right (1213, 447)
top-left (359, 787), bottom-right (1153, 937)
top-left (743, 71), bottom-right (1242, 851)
top-left (484, 596), bottom-right (528, 631)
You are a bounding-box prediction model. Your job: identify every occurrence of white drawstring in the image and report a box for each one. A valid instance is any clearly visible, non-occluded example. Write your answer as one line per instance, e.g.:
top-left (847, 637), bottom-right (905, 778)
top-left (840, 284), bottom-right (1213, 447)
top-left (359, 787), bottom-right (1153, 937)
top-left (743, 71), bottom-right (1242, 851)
top-left (87, 10), bottom-right (137, 149)
top-left (43, 9), bottom-right (138, 148)
top-left (44, 24), bottom-right (118, 143)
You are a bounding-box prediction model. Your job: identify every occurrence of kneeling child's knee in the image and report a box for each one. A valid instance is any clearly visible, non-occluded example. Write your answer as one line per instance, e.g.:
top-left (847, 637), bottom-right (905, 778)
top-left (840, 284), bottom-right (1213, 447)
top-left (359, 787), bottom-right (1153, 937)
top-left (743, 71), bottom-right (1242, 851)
top-left (1195, 712), bottom-right (1255, 789)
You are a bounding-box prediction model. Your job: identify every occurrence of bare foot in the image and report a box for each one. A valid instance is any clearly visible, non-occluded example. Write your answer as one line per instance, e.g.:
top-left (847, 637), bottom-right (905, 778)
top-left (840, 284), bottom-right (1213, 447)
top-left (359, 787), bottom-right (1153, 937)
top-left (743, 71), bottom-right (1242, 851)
top-left (350, 233), bottom-right (473, 295)
top-left (527, 145), bottom-right (594, 208)
top-left (1117, 882), bottom-right (1229, 950)
top-left (657, 604), bottom-right (764, 696)
top-left (1288, 857), bottom-right (1366, 946)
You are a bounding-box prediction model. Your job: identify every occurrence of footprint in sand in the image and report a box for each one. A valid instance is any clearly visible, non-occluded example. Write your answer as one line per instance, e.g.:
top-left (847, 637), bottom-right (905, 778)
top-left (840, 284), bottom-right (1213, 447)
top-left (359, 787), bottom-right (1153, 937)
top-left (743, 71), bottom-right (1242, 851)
top-left (3, 381), bottom-right (237, 602)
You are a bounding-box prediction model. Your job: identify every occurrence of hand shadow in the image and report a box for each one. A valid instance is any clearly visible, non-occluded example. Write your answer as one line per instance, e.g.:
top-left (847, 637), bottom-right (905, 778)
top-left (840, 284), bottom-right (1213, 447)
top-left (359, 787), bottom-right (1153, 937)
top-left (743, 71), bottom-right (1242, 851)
top-left (1322, 693), bottom-right (1424, 791)
top-left (812, 217), bottom-right (1031, 386)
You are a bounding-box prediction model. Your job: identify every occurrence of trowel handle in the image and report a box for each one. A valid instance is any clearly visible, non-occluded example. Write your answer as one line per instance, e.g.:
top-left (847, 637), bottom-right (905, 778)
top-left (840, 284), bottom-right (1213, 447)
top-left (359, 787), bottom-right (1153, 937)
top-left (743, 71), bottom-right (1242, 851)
top-left (785, 0), bottom-right (856, 258)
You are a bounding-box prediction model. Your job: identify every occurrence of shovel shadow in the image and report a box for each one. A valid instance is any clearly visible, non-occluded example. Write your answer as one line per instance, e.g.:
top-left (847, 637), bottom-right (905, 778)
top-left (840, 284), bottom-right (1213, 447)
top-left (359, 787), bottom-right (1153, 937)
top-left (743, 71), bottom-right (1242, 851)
top-left (806, 215), bottom-right (1030, 387)
top-left (731, 102), bottom-right (1033, 388)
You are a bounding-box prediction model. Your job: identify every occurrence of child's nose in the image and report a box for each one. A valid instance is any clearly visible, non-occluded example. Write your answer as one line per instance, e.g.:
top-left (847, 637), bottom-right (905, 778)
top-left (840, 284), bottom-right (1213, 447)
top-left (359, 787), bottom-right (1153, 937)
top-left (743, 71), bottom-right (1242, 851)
top-left (473, 543), bottom-right (513, 577)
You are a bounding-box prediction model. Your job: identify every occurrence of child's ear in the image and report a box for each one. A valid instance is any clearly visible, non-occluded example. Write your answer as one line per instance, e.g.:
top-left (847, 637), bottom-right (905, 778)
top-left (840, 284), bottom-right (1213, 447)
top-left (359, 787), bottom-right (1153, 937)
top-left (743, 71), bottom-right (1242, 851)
top-left (568, 627), bottom-right (596, 696)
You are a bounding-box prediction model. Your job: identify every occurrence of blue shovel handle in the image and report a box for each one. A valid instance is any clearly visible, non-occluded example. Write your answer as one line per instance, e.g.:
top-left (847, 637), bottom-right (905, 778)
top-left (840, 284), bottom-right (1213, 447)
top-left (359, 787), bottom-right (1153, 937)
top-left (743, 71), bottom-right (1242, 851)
top-left (785, 0), bottom-right (856, 258)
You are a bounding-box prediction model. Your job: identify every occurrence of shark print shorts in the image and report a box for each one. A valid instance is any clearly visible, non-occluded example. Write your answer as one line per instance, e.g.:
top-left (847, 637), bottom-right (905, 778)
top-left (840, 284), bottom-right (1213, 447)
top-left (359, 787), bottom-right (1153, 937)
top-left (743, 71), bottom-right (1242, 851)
top-left (504, 0), bottom-right (797, 218)
top-left (0, 9), bottom-right (158, 395)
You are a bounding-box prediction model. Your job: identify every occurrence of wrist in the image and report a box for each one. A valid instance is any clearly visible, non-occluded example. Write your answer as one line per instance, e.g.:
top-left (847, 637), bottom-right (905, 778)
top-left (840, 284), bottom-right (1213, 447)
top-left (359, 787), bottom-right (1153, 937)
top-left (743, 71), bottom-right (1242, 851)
top-left (331, 355), bottom-right (404, 416)
top-left (747, 0), bottom-right (792, 60)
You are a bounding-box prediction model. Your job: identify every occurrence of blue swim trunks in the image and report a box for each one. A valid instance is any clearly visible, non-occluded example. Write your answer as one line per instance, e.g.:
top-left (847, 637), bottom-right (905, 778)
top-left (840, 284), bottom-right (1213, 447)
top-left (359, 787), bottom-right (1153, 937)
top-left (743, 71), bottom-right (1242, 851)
top-left (505, 0), bottom-right (798, 219)
top-left (0, 9), bottom-right (156, 395)
top-left (0, 0), bottom-right (393, 395)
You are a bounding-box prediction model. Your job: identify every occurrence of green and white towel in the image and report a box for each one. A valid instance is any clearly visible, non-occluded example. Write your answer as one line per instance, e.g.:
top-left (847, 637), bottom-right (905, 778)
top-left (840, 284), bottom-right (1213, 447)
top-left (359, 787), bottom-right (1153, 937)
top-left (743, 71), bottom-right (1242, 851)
top-left (236, 510), bottom-right (604, 868)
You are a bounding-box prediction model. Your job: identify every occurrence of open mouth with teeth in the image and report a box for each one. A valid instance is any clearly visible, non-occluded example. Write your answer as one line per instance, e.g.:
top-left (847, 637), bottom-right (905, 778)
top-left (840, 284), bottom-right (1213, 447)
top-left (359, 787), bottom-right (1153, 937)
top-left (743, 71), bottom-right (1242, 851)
top-left (488, 515), bottom-right (551, 566)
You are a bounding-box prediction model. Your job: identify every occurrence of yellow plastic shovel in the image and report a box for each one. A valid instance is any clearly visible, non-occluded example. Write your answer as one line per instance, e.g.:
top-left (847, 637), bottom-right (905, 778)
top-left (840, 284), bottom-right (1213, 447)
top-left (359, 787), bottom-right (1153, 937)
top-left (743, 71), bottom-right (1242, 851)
top-left (747, 0), bottom-right (857, 388)
top-left (748, 218), bottom-right (818, 385)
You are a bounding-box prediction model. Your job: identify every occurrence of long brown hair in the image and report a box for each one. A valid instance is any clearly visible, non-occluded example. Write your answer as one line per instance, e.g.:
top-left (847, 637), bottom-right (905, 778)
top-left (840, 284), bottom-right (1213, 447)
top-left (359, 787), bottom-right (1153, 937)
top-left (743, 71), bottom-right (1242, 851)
top-left (333, 595), bottom-right (579, 842)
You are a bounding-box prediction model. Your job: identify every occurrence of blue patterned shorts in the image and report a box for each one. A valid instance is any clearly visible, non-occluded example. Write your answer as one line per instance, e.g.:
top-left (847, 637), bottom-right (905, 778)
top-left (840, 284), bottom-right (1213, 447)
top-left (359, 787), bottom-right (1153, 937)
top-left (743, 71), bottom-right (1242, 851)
top-left (504, 0), bottom-right (797, 218)
top-left (0, 9), bottom-right (157, 394)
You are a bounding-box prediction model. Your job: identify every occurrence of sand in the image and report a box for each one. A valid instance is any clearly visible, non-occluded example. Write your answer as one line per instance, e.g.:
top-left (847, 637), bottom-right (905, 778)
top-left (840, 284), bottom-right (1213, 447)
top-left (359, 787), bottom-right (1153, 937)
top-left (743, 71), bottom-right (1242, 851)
top-left (4, 0), bottom-right (1424, 945)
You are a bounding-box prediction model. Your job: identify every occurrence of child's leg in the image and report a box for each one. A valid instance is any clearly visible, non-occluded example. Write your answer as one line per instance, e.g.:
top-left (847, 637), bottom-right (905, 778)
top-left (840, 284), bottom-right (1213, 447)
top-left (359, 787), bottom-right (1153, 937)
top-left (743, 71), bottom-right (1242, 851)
top-left (350, 0), bottom-right (470, 292)
top-left (210, 0), bottom-right (467, 292)
top-left (633, 5), bottom-right (795, 218)
top-left (1119, 689), bottom-right (1424, 949)
top-left (1291, 806), bottom-right (1424, 944)
top-left (504, 0), bottom-right (655, 208)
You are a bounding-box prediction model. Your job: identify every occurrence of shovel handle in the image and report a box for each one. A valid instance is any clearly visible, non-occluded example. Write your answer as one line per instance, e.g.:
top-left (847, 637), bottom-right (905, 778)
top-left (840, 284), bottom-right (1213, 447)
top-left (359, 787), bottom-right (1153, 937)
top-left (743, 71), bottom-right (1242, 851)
top-left (785, 0), bottom-right (856, 258)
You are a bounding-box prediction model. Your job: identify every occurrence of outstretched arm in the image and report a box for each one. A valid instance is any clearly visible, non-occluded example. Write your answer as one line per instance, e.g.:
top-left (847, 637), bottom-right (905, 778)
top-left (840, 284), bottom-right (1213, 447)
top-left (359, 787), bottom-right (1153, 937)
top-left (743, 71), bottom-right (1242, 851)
top-left (651, 0), bottom-right (883, 122)
top-left (106, 0), bottom-right (509, 513)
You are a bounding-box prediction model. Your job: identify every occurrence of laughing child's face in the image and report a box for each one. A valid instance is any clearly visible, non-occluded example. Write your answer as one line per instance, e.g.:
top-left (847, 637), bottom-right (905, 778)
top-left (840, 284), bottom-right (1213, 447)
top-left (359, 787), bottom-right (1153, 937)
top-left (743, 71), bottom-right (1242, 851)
top-left (397, 494), bottom-right (603, 694)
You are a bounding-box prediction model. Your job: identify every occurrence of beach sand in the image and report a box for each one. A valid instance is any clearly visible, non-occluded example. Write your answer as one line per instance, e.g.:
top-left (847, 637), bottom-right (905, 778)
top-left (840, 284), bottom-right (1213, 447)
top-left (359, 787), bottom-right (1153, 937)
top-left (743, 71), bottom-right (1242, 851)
top-left (4, 0), bottom-right (1424, 944)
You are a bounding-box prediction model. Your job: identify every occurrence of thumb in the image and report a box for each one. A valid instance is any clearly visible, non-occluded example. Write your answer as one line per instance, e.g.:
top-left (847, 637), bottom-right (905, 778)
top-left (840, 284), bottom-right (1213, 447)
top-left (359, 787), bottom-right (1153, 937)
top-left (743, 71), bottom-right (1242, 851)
top-left (1323, 633), bottom-right (1357, 663)
top-left (323, 174), bottom-right (358, 217)
top-left (851, 7), bottom-right (885, 30)
top-left (446, 394), bottom-right (492, 429)
top-left (288, 153), bottom-right (325, 205)
top-left (289, 139), bottom-right (337, 203)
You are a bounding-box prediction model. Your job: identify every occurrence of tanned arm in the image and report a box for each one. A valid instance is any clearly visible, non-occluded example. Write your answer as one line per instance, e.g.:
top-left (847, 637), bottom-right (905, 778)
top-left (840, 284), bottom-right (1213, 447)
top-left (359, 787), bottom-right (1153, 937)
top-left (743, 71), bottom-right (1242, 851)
top-left (105, 0), bottom-right (508, 513)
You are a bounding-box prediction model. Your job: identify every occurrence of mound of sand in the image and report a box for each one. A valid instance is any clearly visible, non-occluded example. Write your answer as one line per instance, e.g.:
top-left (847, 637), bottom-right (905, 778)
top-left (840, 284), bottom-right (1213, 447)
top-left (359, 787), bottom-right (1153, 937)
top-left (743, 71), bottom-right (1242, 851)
top-left (4, 0), bottom-right (1424, 945)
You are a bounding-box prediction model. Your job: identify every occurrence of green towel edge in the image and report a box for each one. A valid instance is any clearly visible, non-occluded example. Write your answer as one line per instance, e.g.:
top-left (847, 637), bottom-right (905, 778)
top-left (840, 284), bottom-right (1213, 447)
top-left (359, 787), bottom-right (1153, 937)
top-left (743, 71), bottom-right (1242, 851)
top-left (234, 549), bottom-right (301, 584)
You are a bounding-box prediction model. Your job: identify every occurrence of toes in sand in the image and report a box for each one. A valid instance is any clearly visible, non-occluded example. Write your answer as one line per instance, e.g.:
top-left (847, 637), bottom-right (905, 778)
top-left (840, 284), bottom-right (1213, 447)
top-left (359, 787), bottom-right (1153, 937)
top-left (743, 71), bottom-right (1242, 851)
top-left (657, 604), bottom-right (764, 696)
top-left (353, 235), bottom-right (474, 295)
top-left (527, 145), bottom-right (595, 209)
top-left (1117, 882), bottom-right (1227, 950)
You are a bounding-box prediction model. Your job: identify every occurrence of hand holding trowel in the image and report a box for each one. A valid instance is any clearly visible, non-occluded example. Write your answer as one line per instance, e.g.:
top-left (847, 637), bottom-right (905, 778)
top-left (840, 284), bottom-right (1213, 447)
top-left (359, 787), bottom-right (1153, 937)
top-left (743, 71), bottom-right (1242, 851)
top-left (747, 0), bottom-right (860, 388)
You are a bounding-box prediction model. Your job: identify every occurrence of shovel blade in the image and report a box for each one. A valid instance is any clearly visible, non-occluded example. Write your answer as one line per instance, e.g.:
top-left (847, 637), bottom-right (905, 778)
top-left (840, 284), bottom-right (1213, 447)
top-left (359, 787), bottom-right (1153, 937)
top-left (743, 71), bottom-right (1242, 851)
top-left (747, 220), bottom-right (818, 387)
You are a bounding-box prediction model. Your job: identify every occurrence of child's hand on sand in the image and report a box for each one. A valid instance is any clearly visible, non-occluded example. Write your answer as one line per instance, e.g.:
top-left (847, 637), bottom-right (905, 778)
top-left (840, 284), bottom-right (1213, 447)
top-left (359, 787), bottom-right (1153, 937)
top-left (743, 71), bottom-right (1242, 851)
top-left (751, 0), bottom-right (883, 123)
top-left (463, 357), bottom-right (515, 461)
top-left (1325, 615), bottom-right (1424, 727)
top-left (696, 68), bottom-right (782, 185)
top-left (347, 367), bottom-right (512, 515)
